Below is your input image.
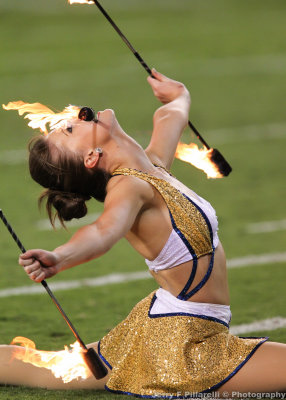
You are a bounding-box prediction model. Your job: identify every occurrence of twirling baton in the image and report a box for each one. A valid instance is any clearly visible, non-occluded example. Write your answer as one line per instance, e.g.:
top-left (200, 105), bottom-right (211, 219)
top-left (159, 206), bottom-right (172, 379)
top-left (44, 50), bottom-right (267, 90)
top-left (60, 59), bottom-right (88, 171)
top-left (69, 0), bottom-right (232, 177)
top-left (0, 209), bottom-right (108, 380)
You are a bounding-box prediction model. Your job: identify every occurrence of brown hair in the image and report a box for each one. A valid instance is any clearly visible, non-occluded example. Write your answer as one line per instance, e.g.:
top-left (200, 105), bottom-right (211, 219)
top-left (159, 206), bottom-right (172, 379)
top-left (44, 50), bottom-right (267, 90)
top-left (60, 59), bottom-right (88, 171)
top-left (28, 136), bottom-right (111, 227)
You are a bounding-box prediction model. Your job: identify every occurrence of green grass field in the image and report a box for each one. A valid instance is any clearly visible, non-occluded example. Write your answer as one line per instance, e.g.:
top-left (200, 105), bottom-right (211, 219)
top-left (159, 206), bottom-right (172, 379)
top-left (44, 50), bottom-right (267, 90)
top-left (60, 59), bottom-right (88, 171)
top-left (0, 0), bottom-right (286, 398)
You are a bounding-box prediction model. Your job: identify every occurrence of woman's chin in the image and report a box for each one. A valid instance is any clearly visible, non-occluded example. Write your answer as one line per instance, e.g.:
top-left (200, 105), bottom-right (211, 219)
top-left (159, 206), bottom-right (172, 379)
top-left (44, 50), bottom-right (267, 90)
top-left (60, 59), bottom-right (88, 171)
top-left (99, 108), bottom-right (115, 121)
top-left (98, 108), bottom-right (120, 135)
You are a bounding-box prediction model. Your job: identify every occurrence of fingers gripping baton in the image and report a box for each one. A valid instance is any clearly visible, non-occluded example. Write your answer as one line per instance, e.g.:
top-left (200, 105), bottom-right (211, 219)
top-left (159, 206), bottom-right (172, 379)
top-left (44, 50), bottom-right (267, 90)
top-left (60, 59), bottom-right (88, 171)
top-left (0, 209), bottom-right (108, 379)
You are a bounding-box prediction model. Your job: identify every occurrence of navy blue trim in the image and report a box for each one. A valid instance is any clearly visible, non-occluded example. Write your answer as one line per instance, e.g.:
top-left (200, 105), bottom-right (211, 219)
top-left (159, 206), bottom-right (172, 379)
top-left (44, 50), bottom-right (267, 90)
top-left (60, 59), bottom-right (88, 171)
top-left (168, 211), bottom-right (199, 300)
top-left (97, 340), bottom-right (113, 370)
top-left (105, 384), bottom-right (190, 399)
top-left (169, 211), bottom-right (197, 259)
top-left (104, 337), bottom-right (268, 399)
top-left (148, 293), bottom-right (229, 328)
top-left (182, 193), bottom-right (213, 244)
top-left (238, 336), bottom-right (268, 339)
top-left (202, 337), bottom-right (268, 393)
top-left (174, 192), bottom-right (215, 301)
top-left (182, 248), bottom-right (215, 301)
top-left (177, 257), bottom-right (198, 300)
top-left (148, 292), bottom-right (157, 310)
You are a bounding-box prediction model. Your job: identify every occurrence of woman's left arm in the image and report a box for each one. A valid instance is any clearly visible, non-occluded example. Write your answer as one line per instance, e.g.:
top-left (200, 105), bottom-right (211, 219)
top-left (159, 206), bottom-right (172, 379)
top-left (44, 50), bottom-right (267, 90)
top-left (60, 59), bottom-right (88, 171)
top-left (145, 69), bottom-right (191, 170)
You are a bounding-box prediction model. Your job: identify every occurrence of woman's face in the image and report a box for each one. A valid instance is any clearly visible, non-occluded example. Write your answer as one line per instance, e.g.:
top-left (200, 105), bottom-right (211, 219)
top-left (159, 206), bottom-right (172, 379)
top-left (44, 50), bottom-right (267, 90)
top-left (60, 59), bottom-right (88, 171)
top-left (47, 108), bottom-right (116, 156)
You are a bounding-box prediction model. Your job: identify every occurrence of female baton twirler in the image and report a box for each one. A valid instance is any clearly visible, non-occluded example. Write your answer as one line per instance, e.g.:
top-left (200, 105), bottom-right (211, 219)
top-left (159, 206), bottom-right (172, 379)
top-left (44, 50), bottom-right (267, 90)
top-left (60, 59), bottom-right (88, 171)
top-left (1, 70), bottom-right (286, 397)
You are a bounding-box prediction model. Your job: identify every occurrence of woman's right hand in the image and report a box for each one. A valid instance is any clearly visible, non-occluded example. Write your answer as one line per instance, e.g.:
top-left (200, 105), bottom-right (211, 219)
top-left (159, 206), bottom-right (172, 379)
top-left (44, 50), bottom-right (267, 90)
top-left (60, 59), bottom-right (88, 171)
top-left (147, 68), bottom-right (190, 105)
top-left (19, 250), bottom-right (60, 283)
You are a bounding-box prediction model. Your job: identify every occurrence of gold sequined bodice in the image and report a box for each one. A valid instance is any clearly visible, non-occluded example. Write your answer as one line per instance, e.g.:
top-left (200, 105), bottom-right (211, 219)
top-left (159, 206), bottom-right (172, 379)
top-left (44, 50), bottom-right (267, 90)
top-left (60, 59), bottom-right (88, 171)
top-left (112, 168), bottom-right (213, 258)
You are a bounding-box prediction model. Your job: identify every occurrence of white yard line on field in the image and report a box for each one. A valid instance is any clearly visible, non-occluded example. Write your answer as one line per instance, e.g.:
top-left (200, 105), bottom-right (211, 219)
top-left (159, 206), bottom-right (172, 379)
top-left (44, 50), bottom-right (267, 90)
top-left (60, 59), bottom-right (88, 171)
top-left (0, 271), bottom-right (149, 298)
top-left (187, 53), bottom-right (286, 77)
top-left (246, 219), bottom-right (286, 234)
top-left (1, 122), bottom-right (286, 166)
top-left (0, 149), bottom-right (27, 165)
top-left (3, 51), bottom-right (286, 78)
top-left (227, 252), bottom-right (286, 269)
top-left (0, 251), bottom-right (286, 299)
top-left (230, 317), bottom-right (286, 335)
top-left (205, 122), bottom-right (286, 145)
top-left (36, 212), bottom-right (101, 230)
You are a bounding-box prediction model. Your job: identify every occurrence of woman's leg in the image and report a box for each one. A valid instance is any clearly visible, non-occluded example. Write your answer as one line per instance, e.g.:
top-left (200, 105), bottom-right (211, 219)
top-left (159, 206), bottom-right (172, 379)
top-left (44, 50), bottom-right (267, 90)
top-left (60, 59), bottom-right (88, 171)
top-left (0, 342), bottom-right (110, 390)
top-left (217, 341), bottom-right (286, 396)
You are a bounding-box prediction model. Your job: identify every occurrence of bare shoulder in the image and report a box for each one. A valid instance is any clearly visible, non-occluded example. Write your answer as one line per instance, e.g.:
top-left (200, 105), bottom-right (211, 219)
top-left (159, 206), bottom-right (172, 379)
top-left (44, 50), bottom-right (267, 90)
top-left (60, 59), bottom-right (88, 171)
top-left (106, 173), bottom-right (154, 203)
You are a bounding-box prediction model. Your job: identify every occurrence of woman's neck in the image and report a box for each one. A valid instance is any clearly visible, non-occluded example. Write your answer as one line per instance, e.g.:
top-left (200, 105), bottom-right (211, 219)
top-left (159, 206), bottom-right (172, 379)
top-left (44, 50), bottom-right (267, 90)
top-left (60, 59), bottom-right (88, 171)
top-left (101, 130), bottom-right (154, 174)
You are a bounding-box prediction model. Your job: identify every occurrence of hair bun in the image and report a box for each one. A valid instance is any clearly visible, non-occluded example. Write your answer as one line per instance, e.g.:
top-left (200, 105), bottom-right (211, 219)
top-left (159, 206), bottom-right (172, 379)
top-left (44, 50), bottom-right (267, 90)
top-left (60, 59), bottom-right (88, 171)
top-left (52, 191), bottom-right (91, 221)
top-left (40, 190), bottom-right (91, 225)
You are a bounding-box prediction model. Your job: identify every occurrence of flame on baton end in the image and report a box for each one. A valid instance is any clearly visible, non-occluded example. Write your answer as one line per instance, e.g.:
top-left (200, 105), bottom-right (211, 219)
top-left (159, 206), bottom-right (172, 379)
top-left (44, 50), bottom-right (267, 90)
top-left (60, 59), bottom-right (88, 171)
top-left (2, 101), bottom-right (80, 135)
top-left (175, 142), bottom-right (223, 179)
top-left (11, 336), bottom-right (91, 383)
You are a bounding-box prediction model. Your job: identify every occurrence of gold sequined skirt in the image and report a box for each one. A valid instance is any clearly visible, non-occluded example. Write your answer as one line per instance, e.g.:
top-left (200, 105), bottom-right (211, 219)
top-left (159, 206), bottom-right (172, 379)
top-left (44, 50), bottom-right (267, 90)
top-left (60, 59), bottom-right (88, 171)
top-left (98, 291), bottom-right (267, 398)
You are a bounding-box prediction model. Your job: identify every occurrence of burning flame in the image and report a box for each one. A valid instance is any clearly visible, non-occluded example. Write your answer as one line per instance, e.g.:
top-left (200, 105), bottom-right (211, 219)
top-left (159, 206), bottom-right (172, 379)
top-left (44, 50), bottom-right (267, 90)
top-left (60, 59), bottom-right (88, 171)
top-left (69, 0), bottom-right (94, 4)
top-left (2, 101), bottom-right (80, 135)
top-left (175, 142), bottom-right (223, 179)
top-left (2, 102), bottom-right (223, 178)
top-left (11, 336), bottom-right (91, 383)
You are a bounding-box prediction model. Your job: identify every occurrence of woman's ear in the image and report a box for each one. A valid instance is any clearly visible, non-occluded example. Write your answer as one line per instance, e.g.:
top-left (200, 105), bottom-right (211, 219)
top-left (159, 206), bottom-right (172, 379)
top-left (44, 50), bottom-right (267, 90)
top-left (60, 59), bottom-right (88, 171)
top-left (84, 149), bottom-right (102, 169)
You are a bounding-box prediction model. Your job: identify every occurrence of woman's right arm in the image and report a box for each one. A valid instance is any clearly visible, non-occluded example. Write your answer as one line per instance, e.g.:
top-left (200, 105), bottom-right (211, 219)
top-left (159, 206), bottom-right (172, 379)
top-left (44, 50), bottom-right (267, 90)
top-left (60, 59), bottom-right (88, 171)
top-left (19, 176), bottom-right (153, 283)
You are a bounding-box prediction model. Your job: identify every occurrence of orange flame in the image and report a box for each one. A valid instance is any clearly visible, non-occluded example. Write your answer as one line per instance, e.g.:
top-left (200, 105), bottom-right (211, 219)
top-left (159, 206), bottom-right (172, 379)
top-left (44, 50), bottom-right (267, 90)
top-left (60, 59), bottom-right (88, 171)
top-left (2, 101), bottom-right (80, 135)
top-left (68, 0), bottom-right (94, 4)
top-left (11, 336), bottom-right (91, 383)
top-left (175, 142), bottom-right (223, 179)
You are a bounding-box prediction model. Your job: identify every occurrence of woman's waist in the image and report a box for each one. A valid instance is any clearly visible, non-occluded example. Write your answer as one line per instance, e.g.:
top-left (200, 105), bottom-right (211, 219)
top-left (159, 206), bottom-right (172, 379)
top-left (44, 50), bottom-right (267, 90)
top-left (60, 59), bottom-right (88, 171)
top-left (150, 287), bottom-right (231, 326)
top-left (149, 245), bottom-right (229, 305)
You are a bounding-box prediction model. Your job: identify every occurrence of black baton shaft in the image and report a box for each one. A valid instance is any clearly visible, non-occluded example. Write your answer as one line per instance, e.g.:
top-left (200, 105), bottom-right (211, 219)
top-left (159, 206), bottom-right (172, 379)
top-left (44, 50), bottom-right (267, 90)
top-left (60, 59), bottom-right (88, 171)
top-left (92, 0), bottom-right (211, 148)
top-left (0, 209), bottom-right (108, 378)
top-left (0, 209), bottom-right (86, 349)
